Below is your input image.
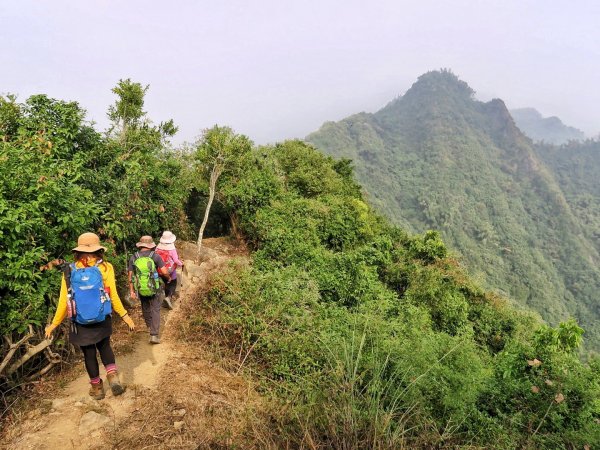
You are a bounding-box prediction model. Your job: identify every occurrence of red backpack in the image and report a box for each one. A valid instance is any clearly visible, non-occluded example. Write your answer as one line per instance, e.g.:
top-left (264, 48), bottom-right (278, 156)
top-left (155, 249), bottom-right (175, 274)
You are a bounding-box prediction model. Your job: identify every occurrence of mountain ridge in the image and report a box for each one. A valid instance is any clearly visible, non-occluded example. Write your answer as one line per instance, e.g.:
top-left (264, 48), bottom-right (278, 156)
top-left (306, 70), bottom-right (600, 349)
top-left (511, 107), bottom-right (585, 144)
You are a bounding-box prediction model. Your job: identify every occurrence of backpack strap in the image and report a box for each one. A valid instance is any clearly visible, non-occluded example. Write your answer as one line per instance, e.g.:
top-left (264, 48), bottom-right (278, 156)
top-left (148, 251), bottom-right (157, 274)
top-left (93, 259), bottom-right (108, 292)
top-left (147, 251), bottom-right (156, 269)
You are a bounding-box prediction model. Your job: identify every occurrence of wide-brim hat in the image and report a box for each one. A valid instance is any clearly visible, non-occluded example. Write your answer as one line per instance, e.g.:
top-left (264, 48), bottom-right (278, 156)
top-left (73, 232), bottom-right (106, 253)
top-left (157, 242), bottom-right (176, 251)
top-left (159, 231), bottom-right (177, 244)
top-left (136, 235), bottom-right (157, 249)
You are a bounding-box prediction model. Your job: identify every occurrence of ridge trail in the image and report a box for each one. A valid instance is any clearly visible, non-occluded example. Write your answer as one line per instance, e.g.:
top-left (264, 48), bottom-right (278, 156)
top-left (4, 238), bottom-right (251, 450)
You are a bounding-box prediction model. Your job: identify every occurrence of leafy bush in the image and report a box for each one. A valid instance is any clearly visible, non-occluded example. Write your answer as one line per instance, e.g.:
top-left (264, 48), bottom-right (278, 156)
top-left (0, 83), bottom-right (192, 385)
top-left (198, 137), bottom-right (600, 448)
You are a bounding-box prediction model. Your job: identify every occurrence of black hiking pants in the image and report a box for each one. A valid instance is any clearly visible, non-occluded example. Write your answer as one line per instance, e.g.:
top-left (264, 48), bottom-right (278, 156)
top-left (164, 277), bottom-right (178, 298)
top-left (80, 336), bottom-right (115, 379)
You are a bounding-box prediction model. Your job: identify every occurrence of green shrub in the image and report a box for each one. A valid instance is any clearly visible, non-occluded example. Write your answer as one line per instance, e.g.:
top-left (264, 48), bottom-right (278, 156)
top-left (198, 135), bottom-right (599, 448)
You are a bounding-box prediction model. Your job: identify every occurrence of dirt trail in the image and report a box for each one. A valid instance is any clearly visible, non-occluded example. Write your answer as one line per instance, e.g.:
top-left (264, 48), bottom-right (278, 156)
top-left (4, 238), bottom-right (246, 450)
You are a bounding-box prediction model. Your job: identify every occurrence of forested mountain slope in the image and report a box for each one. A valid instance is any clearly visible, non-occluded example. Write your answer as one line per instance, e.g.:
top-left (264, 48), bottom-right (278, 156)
top-left (536, 140), bottom-right (600, 257)
top-left (511, 107), bottom-right (585, 144)
top-left (306, 70), bottom-right (600, 350)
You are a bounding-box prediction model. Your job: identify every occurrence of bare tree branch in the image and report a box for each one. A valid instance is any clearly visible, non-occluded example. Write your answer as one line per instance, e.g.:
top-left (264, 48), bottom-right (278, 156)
top-left (0, 331), bottom-right (35, 376)
top-left (197, 161), bottom-right (224, 253)
top-left (25, 362), bottom-right (56, 382)
top-left (6, 339), bottom-right (52, 376)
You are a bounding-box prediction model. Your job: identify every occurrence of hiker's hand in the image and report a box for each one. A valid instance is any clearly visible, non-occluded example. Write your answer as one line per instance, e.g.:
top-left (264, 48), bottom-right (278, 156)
top-left (122, 314), bottom-right (135, 331)
top-left (44, 324), bottom-right (57, 339)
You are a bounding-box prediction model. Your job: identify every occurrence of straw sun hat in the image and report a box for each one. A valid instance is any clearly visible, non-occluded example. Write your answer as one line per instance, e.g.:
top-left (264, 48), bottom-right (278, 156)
top-left (136, 235), bottom-right (157, 249)
top-left (72, 232), bottom-right (107, 253)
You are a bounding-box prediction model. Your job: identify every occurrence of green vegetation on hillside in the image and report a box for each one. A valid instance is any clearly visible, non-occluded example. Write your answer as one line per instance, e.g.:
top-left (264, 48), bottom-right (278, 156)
top-left (306, 70), bottom-right (600, 351)
top-left (192, 139), bottom-right (599, 448)
top-left (1, 82), bottom-right (599, 448)
top-left (0, 82), bottom-right (192, 381)
top-left (536, 139), bottom-right (600, 254)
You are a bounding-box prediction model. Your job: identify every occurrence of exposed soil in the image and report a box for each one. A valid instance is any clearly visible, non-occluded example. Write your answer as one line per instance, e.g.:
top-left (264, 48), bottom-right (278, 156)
top-left (2, 238), bottom-right (268, 450)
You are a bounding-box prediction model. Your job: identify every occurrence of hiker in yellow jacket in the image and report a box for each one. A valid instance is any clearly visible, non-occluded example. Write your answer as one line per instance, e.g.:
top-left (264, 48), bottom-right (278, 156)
top-left (45, 233), bottom-right (135, 400)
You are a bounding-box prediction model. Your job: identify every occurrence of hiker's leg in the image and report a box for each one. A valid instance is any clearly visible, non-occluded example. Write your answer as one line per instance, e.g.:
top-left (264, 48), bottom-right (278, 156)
top-left (149, 294), bottom-right (162, 335)
top-left (165, 278), bottom-right (177, 298)
top-left (96, 336), bottom-right (116, 368)
top-left (140, 297), bottom-right (152, 329)
top-left (171, 277), bottom-right (179, 299)
top-left (80, 343), bottom-right (100, 380)
top-left (96, 336), bottom-right (121, 393)
top-left (81, 342), bottom-right (105, 399)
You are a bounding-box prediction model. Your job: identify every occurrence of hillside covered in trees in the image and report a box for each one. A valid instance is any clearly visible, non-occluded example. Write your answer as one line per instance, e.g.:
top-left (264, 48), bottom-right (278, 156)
top-left (536, 139), bottom-right (600, 254)
top-left (1, 82), bottom-right (599, 448)
top-left (306, 70), bottom-right (600, 352)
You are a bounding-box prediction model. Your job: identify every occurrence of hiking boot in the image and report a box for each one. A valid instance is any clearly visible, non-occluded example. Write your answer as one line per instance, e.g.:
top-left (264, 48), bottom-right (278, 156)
top-left (89, 379), bottom-right (105, 400)
top-left (162, 296), bottom-right (173, 310)
top-left (149, 335), bottom-right (161, 344)
top-left (107, 372), bottom-right (125, 396)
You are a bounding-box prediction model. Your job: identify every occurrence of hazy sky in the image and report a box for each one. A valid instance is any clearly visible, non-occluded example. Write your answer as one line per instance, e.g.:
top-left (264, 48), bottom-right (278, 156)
top-left (1, 1), bottom-right (599, 144)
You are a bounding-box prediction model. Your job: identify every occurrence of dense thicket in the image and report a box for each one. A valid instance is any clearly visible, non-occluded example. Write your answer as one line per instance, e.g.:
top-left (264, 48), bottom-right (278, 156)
top-left (306, 70), bottom-right (600, 351)
top-left (193, 139), bottom-right (599, 448)
top-left (0, 83), bottom-right (192, 383)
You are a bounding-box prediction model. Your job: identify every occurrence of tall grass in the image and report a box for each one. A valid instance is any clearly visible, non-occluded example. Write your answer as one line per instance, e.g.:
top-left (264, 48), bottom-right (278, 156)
top-left (285, 325), bottom-right (468, 449)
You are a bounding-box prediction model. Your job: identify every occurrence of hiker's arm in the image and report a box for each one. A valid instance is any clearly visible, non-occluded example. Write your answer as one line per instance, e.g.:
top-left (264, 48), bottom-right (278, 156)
top-left (171, 249), bottom-right (183, 268)
top-left (159, 266), bottom-right (171, 282)
top-left (51, 275), bottom-right (68, 326)
top-left (46, 275), bottom-right (68, 338)
top-left (105, 263), bottom-right (128, 318)
top-left (128, 270), bottom-right (137, 299)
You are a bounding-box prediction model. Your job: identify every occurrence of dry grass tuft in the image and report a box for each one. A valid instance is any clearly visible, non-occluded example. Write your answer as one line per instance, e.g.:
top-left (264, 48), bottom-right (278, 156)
top-left (107, 330), bottom-right (275, 449)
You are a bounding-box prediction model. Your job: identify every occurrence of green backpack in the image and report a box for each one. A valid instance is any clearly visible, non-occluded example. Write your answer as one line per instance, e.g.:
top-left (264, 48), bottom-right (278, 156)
top-left (133, 251), bottom-right (160, 297)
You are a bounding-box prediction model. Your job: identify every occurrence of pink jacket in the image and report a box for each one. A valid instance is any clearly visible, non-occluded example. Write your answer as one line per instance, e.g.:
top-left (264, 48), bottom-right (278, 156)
top-left (164, 248), bottom-right (183, 279)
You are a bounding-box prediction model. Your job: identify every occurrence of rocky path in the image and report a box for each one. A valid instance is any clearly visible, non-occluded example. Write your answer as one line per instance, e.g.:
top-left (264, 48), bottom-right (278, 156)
top-left (3, 238), bottom-right (248, 450)
top-left (8, 324), bottom-right (176, 449)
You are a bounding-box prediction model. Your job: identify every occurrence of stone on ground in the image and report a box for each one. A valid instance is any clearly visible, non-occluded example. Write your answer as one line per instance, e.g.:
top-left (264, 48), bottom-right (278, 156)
top-left (79, 411), bottom-right (111, 434)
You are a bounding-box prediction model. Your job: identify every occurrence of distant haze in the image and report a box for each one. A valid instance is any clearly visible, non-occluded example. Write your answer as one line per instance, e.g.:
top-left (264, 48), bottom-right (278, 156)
top-left (1, 0), bottom-right (599, 144)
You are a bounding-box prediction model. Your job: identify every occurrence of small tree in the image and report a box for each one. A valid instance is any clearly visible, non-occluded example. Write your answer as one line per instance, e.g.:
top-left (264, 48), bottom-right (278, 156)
top-left (194, 126), bottom-right (252, 253)
top-left (102, 80), bottom-right (183, 247)
top-left (107, 78), bottom-right (148, 142)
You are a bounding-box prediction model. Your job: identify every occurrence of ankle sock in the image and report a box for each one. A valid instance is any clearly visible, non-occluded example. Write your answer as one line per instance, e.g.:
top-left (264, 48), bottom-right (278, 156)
top-left (90, 376), bottom-right (101, 385)
top-left (105, 363), bottom-right (118, 375)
